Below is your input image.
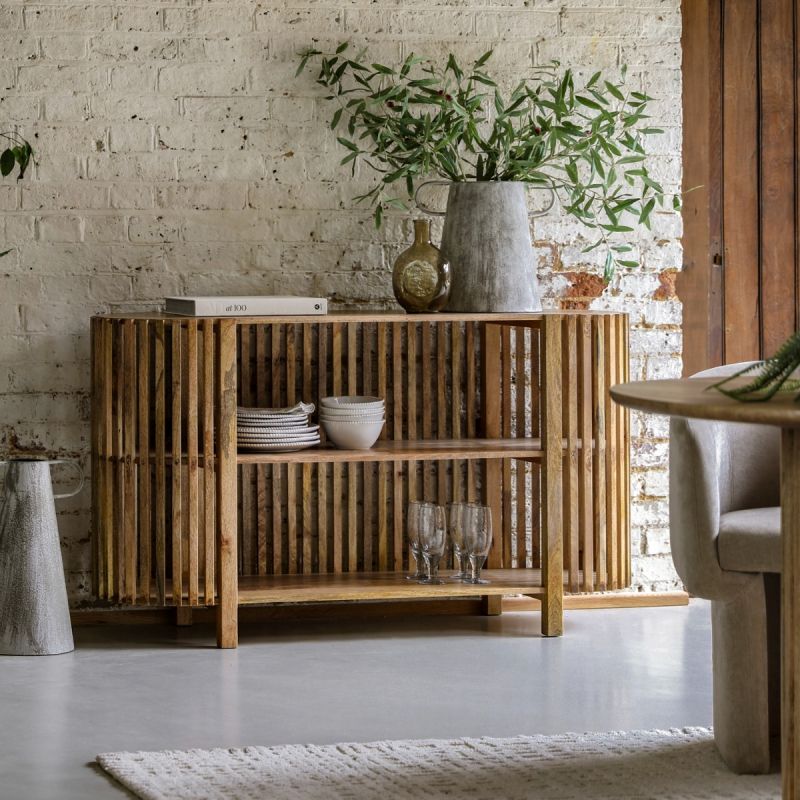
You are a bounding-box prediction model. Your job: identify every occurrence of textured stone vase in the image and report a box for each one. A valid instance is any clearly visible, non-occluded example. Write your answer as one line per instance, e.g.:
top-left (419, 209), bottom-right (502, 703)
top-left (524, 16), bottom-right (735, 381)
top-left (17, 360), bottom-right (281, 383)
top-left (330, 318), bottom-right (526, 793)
top-left (416, 180), bottom-right (553, 313)
top-left (0, 459), bottom-right (83, 656)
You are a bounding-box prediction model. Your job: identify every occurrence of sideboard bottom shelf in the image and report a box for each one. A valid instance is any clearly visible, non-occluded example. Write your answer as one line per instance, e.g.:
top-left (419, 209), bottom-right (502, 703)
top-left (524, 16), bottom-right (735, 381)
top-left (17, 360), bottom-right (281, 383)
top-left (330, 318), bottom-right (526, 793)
top-left (236, 570), bottom-right (545, 604)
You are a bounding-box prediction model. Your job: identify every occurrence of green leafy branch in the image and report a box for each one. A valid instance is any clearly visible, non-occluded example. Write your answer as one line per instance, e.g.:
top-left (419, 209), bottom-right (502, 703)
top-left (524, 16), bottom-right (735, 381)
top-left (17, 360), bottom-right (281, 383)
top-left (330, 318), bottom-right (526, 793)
top-left (0, 131), bottom-right (33, 258)
top-left (710, 332), bottom-right (800, 402)
top-left (297, 44), bottom-right (679, 280)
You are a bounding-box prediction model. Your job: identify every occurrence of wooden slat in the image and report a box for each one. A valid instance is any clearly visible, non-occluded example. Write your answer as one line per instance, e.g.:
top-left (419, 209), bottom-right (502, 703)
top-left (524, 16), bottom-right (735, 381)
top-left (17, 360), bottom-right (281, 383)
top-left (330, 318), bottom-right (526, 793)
top-left (563, 317), bottom-right (579, 592)
top-left (377, 323), bottom-right (388, 570)
top-left (186, 320), bottom-right (199, 605)
top-left (271, 325), bottom-right (283, 574)
top-left (578, 315), bottom-right (594, 592)
top-left (436, 322), bottom-right (447, 510)
top-left (287, 463), bottom-right (297, 574)
top-left (421, 322), bottom-right (432, 499)
top-left (286, 326), bottom-right (297, 574)
top-left (405, 322), bottom-right (417, 568)
top-left (332, 322), bottom-right (343, 573)
top-left (760, 0), bottom-right (796, 354)
top-left (256, 325), bottom-right (268, 574)
top-left (722, 0), bottom-right (760, 361)
top-left (465, 322), bottom-right (476, 502)
top-left (348, 324), bottom-right (358, 572)
top-left (216, 319), bottom-right (238, 647)
top-left (113, 321), bottom-right (124, 600)
top-left (303, 324), bottom-right (314, 574)
top-left (136, 319), bottom-right (151, 604)
top-left (90, 319), bottom-right (102, 597)
top-left (481, 323), bottom-right (502, 569)
top-left (592, 316), bottom-right (607, 591)
top-left (623, 315), bottom-right (631, 586)
top-left (171, 321), bottom-right (183, 605)
top-left (123, 320), bottom-right (137, 603)
top-left (392, 323), bottom-right (403, 570)
top-left (318, 324), bottom-right (329, 571)
top-left (154, 320), bottom-right (166, 603)
top-left (363, 323), bottom-right (374, 571)
top-left (604, 315), bottom-right (619, 589)
top-left (102, 319), bottom-right (115, 599)
top-left (530, 326), bottom-right (541, 569)
top-left (516, 326), bottom-right (527, 573)
top-left (202, 319), bottom-right (215, 603)
top-left (541, 315), bottom-right (563, 636)
top-left (240, 325), bottom-right (253, 576)
top-left (451, 322), bottom-right (462, 506)
top-left (501, 326), bottom-right (513, 568)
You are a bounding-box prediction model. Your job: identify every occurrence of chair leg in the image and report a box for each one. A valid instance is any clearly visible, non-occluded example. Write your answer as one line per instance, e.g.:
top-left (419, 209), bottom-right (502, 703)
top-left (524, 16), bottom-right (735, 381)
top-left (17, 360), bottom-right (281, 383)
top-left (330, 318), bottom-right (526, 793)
top-left (712, 576), bottom-right (773, 773)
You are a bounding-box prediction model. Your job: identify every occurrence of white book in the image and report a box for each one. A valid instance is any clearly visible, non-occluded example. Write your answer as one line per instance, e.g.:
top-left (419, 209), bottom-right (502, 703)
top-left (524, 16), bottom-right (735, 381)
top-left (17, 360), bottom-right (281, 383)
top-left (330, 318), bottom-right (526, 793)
top-left (164, 296), bottom-right (328, 317)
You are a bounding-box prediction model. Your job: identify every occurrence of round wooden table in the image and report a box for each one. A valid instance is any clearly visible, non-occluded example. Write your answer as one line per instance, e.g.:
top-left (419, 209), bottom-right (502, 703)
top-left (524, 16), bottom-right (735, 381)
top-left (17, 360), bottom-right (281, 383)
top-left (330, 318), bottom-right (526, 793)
top-left (611, 377), bottom-right (800, 798)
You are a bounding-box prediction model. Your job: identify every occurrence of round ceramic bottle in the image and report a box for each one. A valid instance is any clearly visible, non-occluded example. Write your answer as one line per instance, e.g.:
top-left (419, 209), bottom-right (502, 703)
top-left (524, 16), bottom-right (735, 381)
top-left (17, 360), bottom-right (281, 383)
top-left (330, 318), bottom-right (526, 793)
top-left (392, 219), bottom-right (451, 313)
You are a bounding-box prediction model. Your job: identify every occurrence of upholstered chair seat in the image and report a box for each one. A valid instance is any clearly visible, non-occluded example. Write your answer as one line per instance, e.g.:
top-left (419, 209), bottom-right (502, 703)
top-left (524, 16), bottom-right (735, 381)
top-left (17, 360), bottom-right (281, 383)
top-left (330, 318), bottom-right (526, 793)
top-left (670, 362), bottom-right (781, 774)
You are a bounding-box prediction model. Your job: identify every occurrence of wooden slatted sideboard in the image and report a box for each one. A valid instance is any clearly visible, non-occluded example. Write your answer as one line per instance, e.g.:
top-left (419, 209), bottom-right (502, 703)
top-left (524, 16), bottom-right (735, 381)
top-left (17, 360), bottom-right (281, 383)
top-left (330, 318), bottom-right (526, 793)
top-left (90, 311), bottom-right (630, 648)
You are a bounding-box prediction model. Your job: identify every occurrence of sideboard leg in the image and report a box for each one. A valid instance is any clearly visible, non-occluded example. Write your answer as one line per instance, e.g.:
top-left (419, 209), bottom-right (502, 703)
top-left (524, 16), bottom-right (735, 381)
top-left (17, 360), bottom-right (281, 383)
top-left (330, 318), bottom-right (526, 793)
top-left (216, 319), bottom-right (239, 649)
top-left (481, 595), bottom-right (502, 616)
top-left (541, 316), bottom-right (564, 637)
top-left (175, 607), bottom-right (193, 627)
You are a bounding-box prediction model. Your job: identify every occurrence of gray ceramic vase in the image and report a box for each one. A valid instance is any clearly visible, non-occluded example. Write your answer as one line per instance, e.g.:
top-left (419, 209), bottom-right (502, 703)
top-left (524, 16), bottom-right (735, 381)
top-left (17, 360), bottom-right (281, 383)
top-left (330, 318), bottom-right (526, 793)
top-left (0, 459), bottom-right (83, 656)
top-left (416, 180), bottom-right (554, 313)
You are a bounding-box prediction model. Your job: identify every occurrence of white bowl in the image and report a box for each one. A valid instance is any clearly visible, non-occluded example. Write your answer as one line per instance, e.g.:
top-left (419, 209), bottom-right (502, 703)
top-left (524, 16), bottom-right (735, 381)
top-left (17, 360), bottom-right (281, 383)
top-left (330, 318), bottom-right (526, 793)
top-left (319, 409), bottom-right (386, 422)
top-left (319, 404), bottom-right (385, 418)
top-left (322, 418), bottom-right (385, 450)
top-left (321, 396), bottom-right (384, 410)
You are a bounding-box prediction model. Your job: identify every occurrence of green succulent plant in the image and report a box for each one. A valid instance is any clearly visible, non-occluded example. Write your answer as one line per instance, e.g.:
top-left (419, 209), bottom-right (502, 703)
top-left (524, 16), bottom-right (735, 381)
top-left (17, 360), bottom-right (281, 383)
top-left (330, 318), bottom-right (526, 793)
top-left (297, 43), bottom-right (679, 280)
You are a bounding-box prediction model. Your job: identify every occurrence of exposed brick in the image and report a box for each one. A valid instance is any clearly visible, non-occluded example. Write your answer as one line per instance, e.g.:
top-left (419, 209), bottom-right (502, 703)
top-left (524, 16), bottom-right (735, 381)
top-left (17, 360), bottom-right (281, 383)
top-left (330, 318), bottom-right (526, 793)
top-left (0, 0), bottom-right (683, 602)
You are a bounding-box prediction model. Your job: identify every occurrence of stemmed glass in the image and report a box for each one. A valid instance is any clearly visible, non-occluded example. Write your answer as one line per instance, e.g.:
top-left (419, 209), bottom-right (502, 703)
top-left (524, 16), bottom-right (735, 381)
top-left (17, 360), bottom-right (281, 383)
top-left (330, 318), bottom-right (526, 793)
top-left (447, 502), bottom-right (471, 581)
top-left (462, 504), bottom-right (493, 584)
top-left (405, 500), bottom-right (426, 580)
top-left (417, 502), bottom-right (447, 585)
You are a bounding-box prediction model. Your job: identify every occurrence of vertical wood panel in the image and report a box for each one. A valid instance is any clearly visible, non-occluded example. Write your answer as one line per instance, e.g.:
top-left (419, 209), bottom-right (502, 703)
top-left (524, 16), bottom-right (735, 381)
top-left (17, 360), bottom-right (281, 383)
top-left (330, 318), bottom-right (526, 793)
top-left (154, 320), bottom-right (166, 603)
top-left (501, 326), bottom-right (513, 568)
top-left (541, 315), bottom-right (563, 636)
top-left (202, 319), bottom-right (215, 604)
top-left (136, 320), bottom-right (151, 604)
top-left (760, 0), bottom-right (796, 354)
top-left (216, 319), bottom-right (238, 648)
top-left (578, 316), bottom-right (594, 592)
top-left (592, 316), bottom-right (608, 591)
top-left (171, 322), bottom-right (183, 605)
top-left (186, 320), bottom-right (199, 605)
top-left (722, 0), bottom-right (761, 361)
top-left (563, 317), bottom-right (579, 592)
top-left (481, 324), bottom-right (503, 569)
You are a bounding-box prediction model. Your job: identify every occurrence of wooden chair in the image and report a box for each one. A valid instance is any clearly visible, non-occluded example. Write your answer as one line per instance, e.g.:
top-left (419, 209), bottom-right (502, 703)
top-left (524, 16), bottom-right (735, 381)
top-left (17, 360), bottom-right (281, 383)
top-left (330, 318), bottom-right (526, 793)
top-left (670, 362), bottom-right (780, 773)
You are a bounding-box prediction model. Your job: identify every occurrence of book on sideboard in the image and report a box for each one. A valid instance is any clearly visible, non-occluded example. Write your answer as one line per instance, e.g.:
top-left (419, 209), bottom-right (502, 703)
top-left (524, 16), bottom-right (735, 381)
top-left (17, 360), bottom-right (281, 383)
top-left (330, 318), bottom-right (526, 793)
top-left (164, 296), bottom-right (328, 317)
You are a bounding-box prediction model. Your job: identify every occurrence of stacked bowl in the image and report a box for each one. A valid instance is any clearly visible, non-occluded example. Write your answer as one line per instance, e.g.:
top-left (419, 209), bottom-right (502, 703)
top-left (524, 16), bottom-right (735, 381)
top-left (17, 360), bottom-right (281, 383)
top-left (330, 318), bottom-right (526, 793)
top-left (320, 396), bottom-right (385, 450)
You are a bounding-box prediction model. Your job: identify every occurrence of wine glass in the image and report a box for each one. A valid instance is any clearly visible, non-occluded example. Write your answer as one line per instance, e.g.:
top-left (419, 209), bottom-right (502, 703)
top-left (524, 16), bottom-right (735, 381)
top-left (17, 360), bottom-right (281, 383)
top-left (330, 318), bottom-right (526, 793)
top-left (405, 500), bottom-right (426, 580)
top-left (462, 504), bottom-right (493, 584)
top-left (417, 502), bottom-right (447, 585)
top-left (447, 502), bottom-right (471, 581)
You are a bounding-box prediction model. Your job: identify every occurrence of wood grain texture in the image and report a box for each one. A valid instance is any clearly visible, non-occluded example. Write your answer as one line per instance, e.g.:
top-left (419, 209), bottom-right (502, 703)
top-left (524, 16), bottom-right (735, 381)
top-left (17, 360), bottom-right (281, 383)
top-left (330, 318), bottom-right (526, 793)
top-left (136, 319), bottom-right (151, 604)
top-left (216, 320), bottom-right (238, 648)
top-left (541, 315), bottom-right (563, 636)
top-left (92, 312), bottom-right (630, 643)
top-left (722, 0), bottom-right (761, 361)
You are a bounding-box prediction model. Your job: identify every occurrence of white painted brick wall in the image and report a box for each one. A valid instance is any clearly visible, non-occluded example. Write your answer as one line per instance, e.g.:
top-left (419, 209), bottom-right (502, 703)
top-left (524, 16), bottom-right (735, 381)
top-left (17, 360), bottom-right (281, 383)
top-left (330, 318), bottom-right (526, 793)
top-left (0, 0), bottom-right (683, 604)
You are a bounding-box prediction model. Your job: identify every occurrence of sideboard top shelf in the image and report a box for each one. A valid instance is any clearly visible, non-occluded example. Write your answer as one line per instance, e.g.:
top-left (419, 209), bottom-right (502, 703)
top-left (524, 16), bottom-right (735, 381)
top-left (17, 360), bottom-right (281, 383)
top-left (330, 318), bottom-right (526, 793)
top-left (93, 309), bottom-right (623, 323)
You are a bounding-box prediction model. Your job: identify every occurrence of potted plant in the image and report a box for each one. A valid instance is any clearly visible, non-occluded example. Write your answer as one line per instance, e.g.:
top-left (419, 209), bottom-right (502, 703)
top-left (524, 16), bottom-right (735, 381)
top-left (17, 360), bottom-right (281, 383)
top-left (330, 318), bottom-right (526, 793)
top-left (0, 132), bottom-right (32, 258)
top-left (298, 45), bottom-right (677, 312)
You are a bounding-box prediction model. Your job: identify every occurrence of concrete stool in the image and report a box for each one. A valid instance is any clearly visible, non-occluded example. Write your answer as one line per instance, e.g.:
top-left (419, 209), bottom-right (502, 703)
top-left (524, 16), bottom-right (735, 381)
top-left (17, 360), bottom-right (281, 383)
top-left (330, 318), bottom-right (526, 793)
top-left (0, 460), bottom-right (83, 655)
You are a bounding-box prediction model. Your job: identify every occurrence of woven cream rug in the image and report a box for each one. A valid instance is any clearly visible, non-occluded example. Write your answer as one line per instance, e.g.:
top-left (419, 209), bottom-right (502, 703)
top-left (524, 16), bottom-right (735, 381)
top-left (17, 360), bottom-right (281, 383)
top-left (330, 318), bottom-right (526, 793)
top-left (97, 727), bottom-right (779, 800)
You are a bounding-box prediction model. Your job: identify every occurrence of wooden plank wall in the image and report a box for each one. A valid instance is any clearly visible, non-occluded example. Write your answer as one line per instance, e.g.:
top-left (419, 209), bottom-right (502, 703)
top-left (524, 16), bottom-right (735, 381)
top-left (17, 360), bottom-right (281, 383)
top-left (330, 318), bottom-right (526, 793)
top-left (680, 0), bottom-right (799, 374)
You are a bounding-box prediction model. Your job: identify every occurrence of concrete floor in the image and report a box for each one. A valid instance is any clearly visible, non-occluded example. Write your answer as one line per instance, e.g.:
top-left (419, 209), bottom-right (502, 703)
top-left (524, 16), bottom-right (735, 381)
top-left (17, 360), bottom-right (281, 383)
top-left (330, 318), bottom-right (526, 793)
top-left (1, 601), bottom-right (713, 799)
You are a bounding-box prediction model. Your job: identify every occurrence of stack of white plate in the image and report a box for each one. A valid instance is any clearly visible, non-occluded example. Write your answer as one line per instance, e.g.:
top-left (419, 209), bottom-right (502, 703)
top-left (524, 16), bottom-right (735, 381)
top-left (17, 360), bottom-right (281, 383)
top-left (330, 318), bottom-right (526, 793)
top-left (320, 396), bottom-right (385, 450)
top-left (237, 402), bottom-right (319, 453)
